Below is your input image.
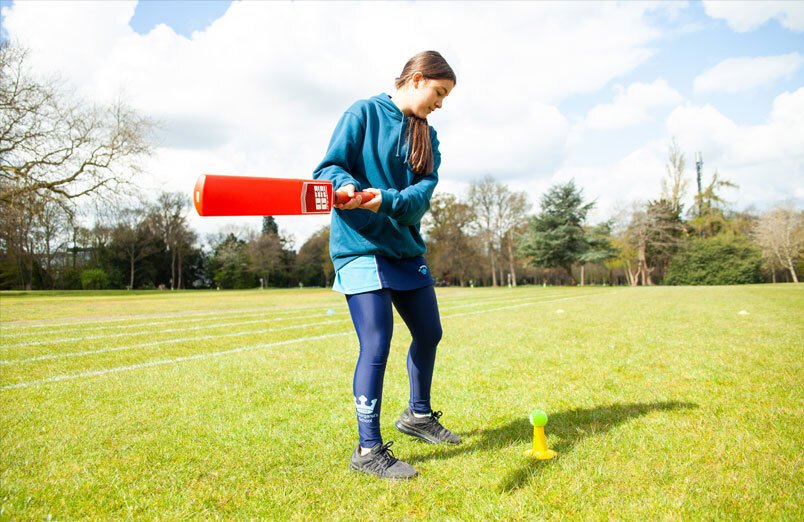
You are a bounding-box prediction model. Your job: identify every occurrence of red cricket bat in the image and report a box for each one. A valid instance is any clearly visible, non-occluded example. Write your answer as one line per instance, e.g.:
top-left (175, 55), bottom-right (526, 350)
top-left (193, 174), bottom-right (375, 216)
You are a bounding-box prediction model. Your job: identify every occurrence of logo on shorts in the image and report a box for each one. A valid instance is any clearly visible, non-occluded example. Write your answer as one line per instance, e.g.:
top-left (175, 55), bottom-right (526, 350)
top-left (355, 395), bottom-right (378, 415)
top-left (418, 265), bottom-right (428, 275)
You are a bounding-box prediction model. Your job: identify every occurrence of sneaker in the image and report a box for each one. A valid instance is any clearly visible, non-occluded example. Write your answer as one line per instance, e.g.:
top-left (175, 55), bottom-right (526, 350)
top-left (348, 441), bottom-right (418, 480)
top-left (395, 408), bottom-right (461, 444)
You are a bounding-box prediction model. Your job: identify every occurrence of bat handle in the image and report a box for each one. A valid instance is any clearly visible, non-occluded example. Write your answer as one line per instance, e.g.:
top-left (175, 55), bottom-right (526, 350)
top-left (333, 190), bottom-right (375, 205)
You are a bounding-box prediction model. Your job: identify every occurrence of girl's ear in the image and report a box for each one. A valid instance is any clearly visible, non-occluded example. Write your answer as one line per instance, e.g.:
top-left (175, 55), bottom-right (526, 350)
top-left (411, 71), bottom-right (425, 89)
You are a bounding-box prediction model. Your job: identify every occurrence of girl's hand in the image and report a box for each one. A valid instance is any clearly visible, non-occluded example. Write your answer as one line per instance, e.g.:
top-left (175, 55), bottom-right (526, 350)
top-left (360, 188), bottom-right (382, 213)
top-left (333, 184), bottom-right (362, 210)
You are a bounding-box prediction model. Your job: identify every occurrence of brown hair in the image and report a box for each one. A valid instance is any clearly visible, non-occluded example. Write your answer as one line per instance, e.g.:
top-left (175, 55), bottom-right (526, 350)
top-left (394, 51), bottom-right (456, 175)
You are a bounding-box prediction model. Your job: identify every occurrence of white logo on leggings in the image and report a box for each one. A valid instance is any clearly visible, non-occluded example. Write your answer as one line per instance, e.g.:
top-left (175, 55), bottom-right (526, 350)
top-left (355, 395), bottom-right (377, 415)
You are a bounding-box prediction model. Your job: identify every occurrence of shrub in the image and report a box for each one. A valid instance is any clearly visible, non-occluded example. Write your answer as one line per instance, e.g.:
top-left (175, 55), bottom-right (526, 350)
top-left (81, 269), bottom-right (109, 290)
top-left (58, 267), bottom-right (83, 290)
top-left (665, 234), bottom-right (762, 285)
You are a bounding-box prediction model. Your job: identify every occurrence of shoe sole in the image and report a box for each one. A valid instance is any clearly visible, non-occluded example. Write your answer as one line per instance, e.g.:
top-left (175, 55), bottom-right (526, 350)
top-left (348, 462), bottom-right (417, 480)
top-left (394, 420), bottom-right (461, 444)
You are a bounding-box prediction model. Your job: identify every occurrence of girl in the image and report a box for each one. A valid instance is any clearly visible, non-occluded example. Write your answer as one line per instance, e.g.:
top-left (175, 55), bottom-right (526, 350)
top-left (313, 51), bottom-right (459, 480)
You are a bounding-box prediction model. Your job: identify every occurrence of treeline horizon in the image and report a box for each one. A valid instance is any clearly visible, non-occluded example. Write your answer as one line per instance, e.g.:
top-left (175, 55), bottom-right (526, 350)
top-left (2, 172), bottom-right (801, 291)
top-left (1, 41), bottom-right (801, 291)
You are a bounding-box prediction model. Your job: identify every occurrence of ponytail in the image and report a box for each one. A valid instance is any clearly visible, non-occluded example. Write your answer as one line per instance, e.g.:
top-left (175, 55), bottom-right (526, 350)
top-left (395, 51), bottom-right (456, 176)
top-left (406, 116), bottom-right (433, 176)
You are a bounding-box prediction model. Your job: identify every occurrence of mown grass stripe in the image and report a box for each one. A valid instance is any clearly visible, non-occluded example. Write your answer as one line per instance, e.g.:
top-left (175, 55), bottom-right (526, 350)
top-left (441, 293), bottom-right (602, 318)
top-left (1, 292), bottom-right (607, 387)
top-left (0, 292), bottom-right (586, 354)
top-left (0, 319), bottom-right (349, 364)
top-left (0, 288), bottom-right (498, 329)
top-left (0, 302), bottom-right (333, 329)
top-left (0, 290), bottom-right (550, 337)
top-left (1, 292), bottom-right (570, 347)
top-left (0, 332), bottom-right (354, 390)
top-left (1, 316), bottom-right (345, 349)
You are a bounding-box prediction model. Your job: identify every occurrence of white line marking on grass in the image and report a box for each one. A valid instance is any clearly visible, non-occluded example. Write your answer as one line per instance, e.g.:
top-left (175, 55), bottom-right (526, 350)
top-left (1, 294), bottom-right (573, 361)
top-left (0, 293), bottom-right (565, 348)
top-left (439, 293), bottom-right (567, 312)
top-left (441, 293), bottom-right (600, 319)
top-left (0, 289), bottom-right (559, 331)
top-left (0, 319), bottom-right (348, 364)
top-left (2, 291), bottom-right (615, 390)
top-left (1, 307), bottom-right (349, 339)
top-left (1, 332), bottom-right (354, 391)
top-left (0, 302), bottom-right (339, 329)
top-left (1, 315), bottom-right (347, 349)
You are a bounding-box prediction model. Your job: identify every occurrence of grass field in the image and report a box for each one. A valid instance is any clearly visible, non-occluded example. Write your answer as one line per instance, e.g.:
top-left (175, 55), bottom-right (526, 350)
top-left (1, 285), bottom-right (802, 520)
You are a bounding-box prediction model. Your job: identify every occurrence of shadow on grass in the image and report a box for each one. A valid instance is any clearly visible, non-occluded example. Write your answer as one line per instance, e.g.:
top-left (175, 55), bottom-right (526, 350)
top-left (406, 400), bottom-right (697, 492)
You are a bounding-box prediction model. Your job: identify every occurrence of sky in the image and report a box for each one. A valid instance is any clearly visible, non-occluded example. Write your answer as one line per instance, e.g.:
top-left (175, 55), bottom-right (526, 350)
top-left (1, 0), bottom-right (803, 248)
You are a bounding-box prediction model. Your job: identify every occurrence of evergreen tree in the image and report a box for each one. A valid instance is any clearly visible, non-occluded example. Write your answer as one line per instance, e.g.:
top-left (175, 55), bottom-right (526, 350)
top-left (262, 216), bottom-right (279, 235)
top-left (519, 180), bottom-right (594, 285)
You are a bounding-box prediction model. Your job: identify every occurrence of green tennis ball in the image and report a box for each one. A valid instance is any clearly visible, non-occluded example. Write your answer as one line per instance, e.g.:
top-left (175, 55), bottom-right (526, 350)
top-left (530, 409), bottom-right (548, 427)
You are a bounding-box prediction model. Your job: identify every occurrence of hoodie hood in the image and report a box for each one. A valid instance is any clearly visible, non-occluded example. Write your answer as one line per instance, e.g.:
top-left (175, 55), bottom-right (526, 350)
top-left (372, 93), bottom-right (407, 159)
top-left (372, 93), bottom-right (404, 121)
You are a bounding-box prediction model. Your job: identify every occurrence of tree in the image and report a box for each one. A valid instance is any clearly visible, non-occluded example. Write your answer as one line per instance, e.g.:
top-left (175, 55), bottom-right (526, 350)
top-left (111, 207), bottom-right (160, 289)
top-left (209, 233), bottom-right (254, 289)
top-left (0, 42), bottom-right (152, 207)
top-left (752, 205), bottom-right (802, 283)
top-left (468, 176), bottom-right (503, 286)
top-left (172, 222), bottom-right (198, 289)
top-left (262, 216), bottom-right (279, 235)
top-left (519, 180), bottom-right (594, 285)
top-left (498, 191), bottom-right (530, 287)
top-left (467, 177), bottom-right (529, 286)
top-left (624, 199), bottom-right (685, 285)
top-left (31, 199), bottom-right (72, 289)
top-left (423, 192), bottom-right (484, 286)
top-left (690, 170), bottom-right (738, 238)
top-left (151, 192), bottom-right (193, 289)
top-left (579, 221), bottom-right (618, 286)
top-left (0, 190), bottom-right (39, 289)
top-left (610, 234), bottom-right (639, 286)
top-left (0, 42), bottom-right (152, 289)
top-left (296, 226), bottom-right (331, 287)
top-left (661, 138), bottom-right (688, 217)
top-left (248, 231), bottom-right (283, 287)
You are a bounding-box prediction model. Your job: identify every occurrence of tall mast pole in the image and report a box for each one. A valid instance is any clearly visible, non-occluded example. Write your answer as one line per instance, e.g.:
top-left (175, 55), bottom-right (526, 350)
top-left (695, 151), bottom-right (703, 218)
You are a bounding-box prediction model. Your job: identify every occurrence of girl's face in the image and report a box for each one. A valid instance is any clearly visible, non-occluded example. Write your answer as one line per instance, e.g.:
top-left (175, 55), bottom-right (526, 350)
top-left (408, 73), bottom-right (454, 119)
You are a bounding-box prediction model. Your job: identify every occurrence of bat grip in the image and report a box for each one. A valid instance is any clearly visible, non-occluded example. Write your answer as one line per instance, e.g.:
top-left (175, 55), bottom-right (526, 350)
top-left (333, 190), bottom-right (375, 205)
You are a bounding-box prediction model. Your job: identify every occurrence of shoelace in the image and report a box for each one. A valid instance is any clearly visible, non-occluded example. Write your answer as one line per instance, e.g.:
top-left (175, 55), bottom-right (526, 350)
top-left (365, 441), bottom-right (398, 473)
top-left (422, 411), bottom-right (450, 438)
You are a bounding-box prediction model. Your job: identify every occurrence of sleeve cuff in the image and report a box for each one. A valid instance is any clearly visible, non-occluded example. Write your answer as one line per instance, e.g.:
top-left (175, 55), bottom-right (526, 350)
top-left (334, 178), bottom-right (362, 192)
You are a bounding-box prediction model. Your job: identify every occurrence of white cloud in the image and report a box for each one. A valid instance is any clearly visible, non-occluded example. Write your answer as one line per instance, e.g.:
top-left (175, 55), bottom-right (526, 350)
top-left (3, 0), bottom-right (801, 247)
top-left (703, 0), bottom-right (804, 32)
top-left (694, 53), bottom-right (804, 93)
top-left (544, 140), bottom-right (669, 224)
top-left (583, 79), bottom-right (683, 130)
top-left (667, 88), bottom-right (804, 209)
top-left (3, 0), bottom-right (671, 244)
top-left (548, 88), bottom-right (804, 224)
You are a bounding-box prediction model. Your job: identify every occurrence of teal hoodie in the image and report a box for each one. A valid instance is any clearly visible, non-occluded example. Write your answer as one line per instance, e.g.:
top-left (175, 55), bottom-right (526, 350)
top-left (313, 93), bottom-right (440, 271)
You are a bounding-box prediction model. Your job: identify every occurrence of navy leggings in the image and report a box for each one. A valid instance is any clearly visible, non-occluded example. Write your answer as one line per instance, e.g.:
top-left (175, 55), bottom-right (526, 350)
top-left (346, 286), bottom-right (442, 447)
